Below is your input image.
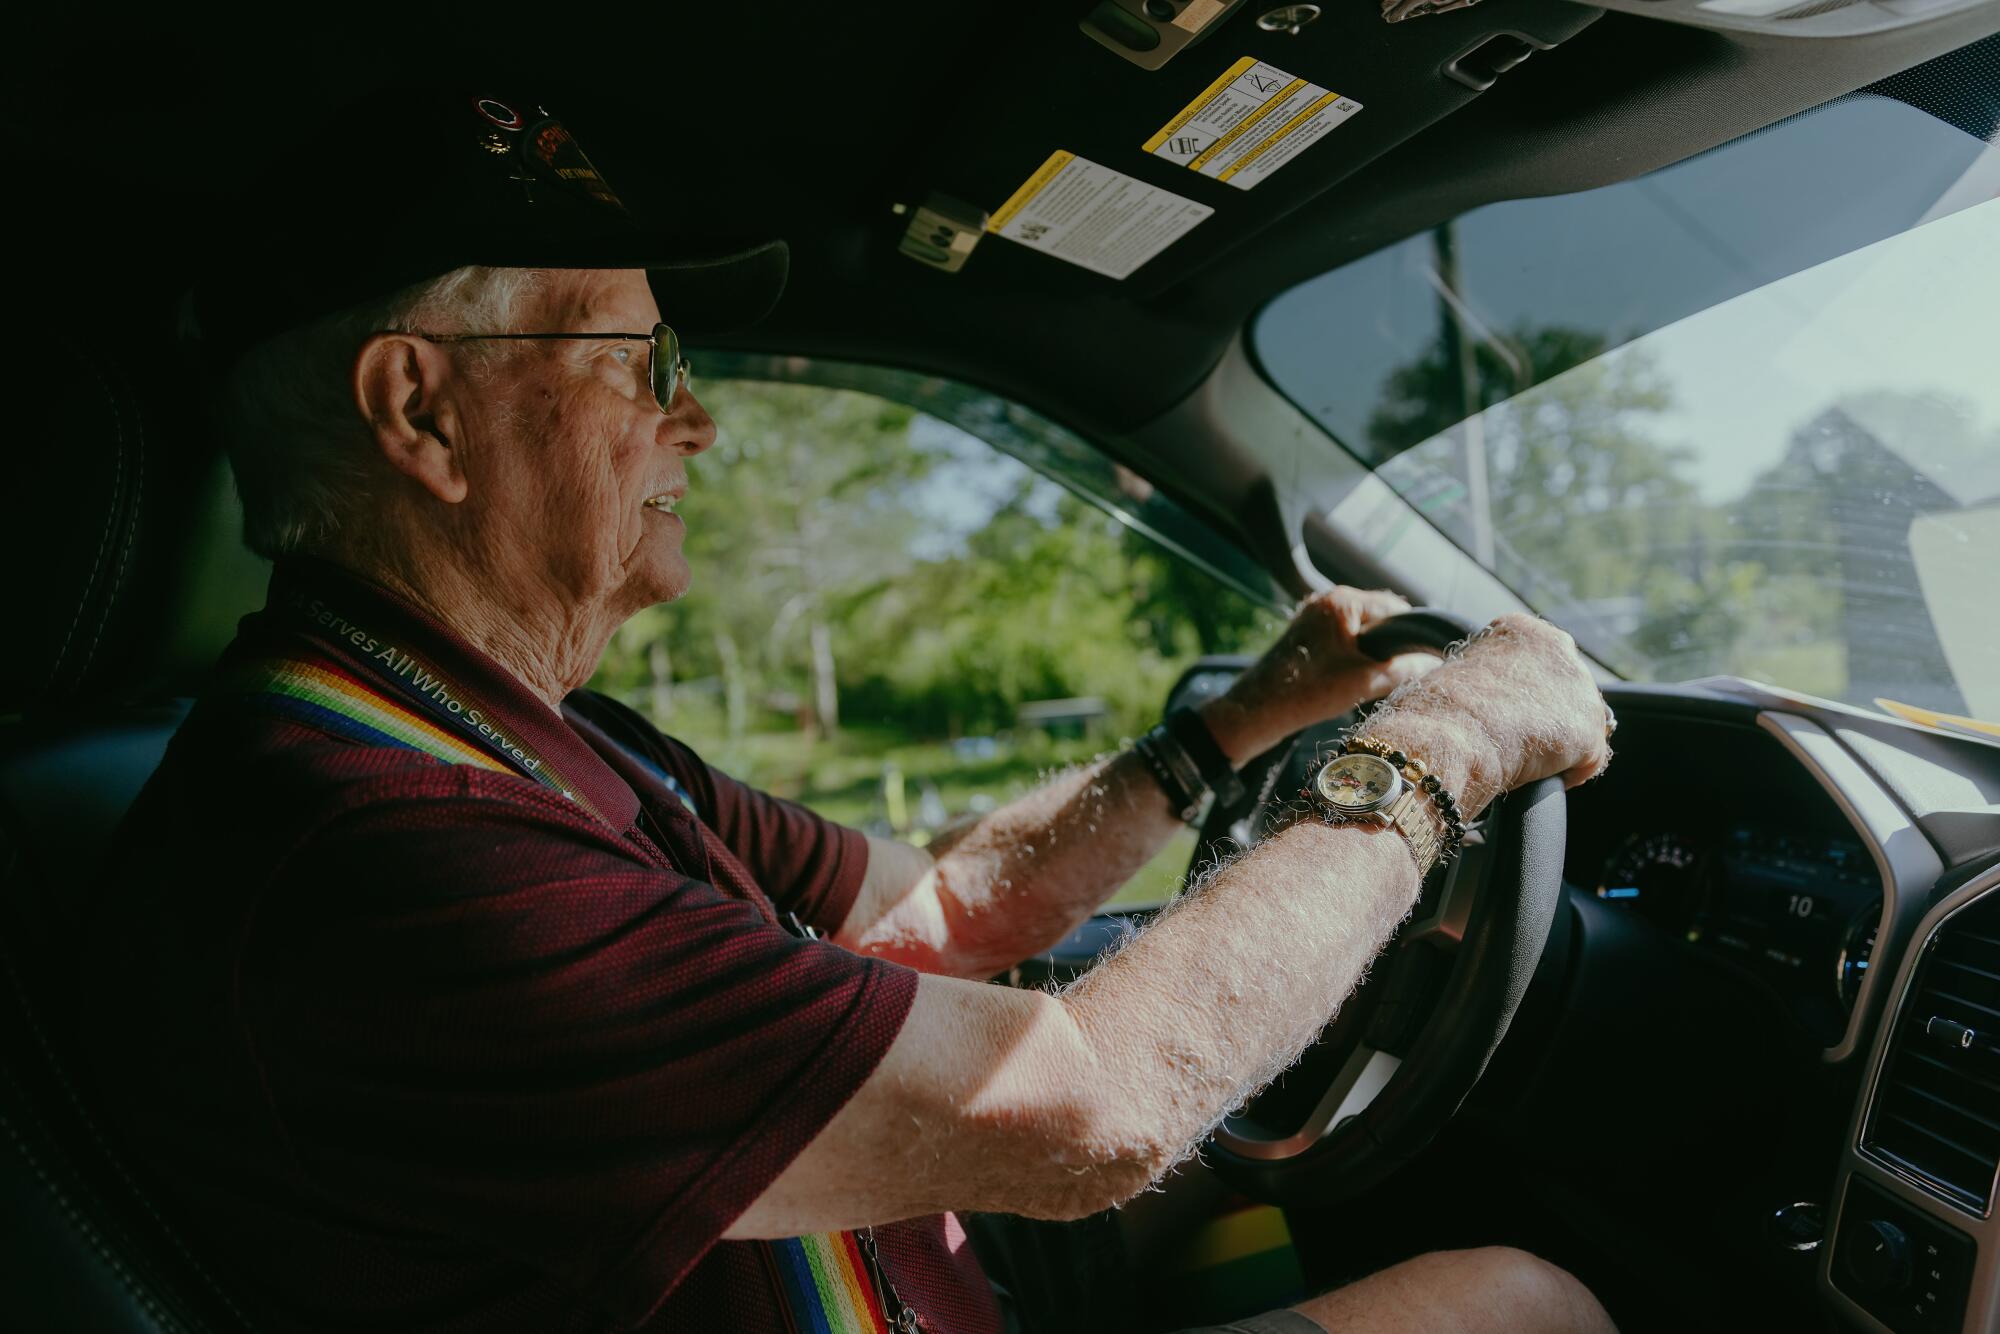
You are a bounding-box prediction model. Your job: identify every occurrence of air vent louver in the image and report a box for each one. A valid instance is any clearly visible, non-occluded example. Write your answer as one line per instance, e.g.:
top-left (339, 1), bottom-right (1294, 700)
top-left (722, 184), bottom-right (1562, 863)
top-left (1864, 888), bottom-right (2000, 1213)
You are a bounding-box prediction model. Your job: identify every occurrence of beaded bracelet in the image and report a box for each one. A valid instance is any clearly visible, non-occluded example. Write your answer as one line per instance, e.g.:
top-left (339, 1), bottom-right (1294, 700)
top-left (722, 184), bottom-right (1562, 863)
top-left (1342, 733), bottom-right (1468, 861)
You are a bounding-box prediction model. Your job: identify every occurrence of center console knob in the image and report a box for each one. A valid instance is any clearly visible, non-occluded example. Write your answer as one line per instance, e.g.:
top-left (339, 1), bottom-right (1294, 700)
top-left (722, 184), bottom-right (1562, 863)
top-left (1845, 1218), bottom-right (1913, 1295)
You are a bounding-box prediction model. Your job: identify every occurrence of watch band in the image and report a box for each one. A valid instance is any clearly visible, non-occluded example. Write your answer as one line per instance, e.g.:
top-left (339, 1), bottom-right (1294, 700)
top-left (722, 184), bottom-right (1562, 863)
top-left (1134, 708), bottom-right (1244, 825)
top-left (1380, 787), bottom-right (1445, 875)
top-left (1164, 708), bottom-right (1246, 812)
top-left (1342, 734), bottom-right (1466, 860)
top-left (1304, 778), bottom-right (1449, 880)
top-left (1134, 725), bottom-right (1206, 823)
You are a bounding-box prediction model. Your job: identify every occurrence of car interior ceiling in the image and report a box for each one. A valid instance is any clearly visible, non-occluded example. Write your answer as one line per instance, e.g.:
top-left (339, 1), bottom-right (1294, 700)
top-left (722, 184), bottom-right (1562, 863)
top-left (20, 8), bottom-right (2000, 519)
top-left (6, 8), bottom-right (2000, 1334)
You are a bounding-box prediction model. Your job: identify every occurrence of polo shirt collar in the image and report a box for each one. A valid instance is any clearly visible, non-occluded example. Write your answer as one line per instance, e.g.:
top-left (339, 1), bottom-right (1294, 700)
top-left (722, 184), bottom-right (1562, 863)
top-left (259, 558), bottom-right (642, 832)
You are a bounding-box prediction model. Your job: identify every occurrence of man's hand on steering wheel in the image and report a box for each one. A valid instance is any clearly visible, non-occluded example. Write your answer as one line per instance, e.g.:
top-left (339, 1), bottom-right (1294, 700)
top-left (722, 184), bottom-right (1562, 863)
top-left (1199, 587), bottom-right (1443, 766)
top-left (1361, 612), bottom-right (1615, 821)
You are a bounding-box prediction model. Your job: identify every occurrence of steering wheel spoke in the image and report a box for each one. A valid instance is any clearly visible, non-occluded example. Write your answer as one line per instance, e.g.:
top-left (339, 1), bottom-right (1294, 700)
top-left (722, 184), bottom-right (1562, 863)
top-left (1216, 1044), bottom-right (1404, 1161)
top-left (1403, 826), bottom-right (1491, 950)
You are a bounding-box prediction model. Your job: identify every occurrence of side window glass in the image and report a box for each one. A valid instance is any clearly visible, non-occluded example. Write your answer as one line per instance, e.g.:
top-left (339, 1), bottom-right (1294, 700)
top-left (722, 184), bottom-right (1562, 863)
top-left (589, 362), bottom-right (1284, 905)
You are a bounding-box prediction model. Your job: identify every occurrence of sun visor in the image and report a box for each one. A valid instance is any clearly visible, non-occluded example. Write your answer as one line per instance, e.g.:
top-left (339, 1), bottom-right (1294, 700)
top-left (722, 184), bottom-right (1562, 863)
top-left (890, 0), bottom-right (1601, 301)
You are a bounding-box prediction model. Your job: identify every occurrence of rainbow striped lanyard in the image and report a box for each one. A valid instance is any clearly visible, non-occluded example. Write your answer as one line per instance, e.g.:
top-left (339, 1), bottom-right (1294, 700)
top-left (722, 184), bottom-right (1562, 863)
top-left (766, 1229), bottom-right (917, 1334)
top-left (230, 590), bottom-right (613, 830)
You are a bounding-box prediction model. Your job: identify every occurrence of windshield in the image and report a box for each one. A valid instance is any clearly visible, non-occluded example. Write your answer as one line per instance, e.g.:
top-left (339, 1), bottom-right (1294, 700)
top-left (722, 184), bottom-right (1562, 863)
top-left (1252, 84), bottom-right (2000, 721)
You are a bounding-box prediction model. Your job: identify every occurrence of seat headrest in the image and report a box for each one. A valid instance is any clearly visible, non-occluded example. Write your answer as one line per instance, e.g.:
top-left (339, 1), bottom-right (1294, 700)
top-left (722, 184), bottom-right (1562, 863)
top-left (0, 334), bottom-right (268, 718)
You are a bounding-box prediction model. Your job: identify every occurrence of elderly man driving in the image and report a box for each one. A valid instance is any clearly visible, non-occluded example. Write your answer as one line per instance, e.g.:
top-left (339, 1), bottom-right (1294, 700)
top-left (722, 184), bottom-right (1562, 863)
top-left (83, 96), bottom-right (1619, 1334)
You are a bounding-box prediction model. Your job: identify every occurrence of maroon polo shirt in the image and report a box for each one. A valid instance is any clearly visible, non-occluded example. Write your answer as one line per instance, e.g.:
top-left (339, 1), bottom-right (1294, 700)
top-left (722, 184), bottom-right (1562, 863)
top-left (78, 559), bottom-right (1002, 1333)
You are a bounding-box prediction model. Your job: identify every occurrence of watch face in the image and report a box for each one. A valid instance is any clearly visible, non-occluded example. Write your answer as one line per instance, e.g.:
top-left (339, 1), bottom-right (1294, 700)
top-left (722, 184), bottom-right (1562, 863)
top-left (1315, 753), bottom-right (1402, 813)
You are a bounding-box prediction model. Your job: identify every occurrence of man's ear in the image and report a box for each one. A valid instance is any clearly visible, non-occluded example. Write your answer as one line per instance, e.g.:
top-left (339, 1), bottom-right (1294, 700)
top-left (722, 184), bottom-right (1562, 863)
top-left (351, 334), bottom-right (470, 504)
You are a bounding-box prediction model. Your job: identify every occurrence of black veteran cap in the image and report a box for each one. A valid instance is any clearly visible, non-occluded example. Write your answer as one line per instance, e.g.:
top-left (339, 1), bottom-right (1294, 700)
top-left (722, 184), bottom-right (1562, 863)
top-left (188, 91), bottom-right (788, 369)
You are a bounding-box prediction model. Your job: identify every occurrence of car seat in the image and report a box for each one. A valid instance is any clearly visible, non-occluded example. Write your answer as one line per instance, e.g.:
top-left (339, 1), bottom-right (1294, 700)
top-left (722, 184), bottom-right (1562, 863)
top-left (0, 333), bottom-right (271, 1330)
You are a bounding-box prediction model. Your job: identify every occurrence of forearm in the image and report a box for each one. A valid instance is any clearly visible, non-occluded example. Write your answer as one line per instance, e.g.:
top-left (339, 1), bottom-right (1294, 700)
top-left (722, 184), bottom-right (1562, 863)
top-left (738, 811), bottom-right (1431, 1235)
top-left (853, 746), bottom-right (1185, 976)
top-left (1040, 817), bottom-right (1422, 1212)
top-left (855, 695), bottom-right (1298, 977)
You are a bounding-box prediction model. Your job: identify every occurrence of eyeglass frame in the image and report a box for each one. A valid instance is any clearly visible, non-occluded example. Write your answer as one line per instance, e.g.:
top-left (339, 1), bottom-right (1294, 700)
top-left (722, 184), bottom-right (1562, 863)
top-left (399, 322), bottom-right (690, 414)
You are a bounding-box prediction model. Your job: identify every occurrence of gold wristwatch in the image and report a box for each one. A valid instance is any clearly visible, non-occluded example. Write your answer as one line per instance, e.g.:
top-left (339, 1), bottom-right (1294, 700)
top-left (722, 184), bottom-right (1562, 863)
top-left (1306, 738), bottom-right (1463, 878)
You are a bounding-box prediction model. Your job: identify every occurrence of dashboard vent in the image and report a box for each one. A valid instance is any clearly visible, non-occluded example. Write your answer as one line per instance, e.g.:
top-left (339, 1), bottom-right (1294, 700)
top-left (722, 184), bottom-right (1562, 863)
top-left (1865, 888), bottom-right (2000, 1213)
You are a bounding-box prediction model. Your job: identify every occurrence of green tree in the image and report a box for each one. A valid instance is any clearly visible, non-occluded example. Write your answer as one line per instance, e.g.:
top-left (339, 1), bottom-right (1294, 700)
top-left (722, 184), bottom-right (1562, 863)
top-left (1122, 525), bottom-right (1274, 661)
top-left (1369, 324), bottom-right (1729, 671)
top-left (595, 380), bottom-right (930, 737)
top-left (593, 379), bottom-right (1278, 756)
top-left (835, 485), bottom-right (1198, 736)
top-left (1360, 322), bottom-right (1981, 704)
top-left (1719, 391), bottom-right (1981, 710)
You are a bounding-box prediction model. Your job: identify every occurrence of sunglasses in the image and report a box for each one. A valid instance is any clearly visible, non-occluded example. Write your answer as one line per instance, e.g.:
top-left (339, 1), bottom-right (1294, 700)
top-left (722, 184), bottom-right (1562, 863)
top-left (409, 322), bottom-right (690, 413)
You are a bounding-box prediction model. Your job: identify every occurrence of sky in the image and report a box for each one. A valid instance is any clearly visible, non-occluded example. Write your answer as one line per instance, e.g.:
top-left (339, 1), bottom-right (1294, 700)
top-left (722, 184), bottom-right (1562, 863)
top-left (1574, 195), bottom-right (2000, 505)
top-left (899, 413), bottom-right (1064, 560)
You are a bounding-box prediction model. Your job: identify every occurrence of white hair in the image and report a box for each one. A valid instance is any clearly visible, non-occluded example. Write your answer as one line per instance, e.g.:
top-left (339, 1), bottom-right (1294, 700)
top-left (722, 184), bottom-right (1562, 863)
top-left (216, 265), bottom-right (547, 559)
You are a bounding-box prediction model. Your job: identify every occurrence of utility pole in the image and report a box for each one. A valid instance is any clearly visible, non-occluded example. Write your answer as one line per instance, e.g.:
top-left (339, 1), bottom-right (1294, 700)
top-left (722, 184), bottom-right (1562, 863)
top-left (1433, 223), bottom-right (1497, 568)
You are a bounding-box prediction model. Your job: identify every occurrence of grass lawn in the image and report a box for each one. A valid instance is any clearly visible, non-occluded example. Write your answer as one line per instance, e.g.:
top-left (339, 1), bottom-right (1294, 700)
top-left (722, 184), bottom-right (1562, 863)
top-left (669, 719), bottom-right (1195, 907)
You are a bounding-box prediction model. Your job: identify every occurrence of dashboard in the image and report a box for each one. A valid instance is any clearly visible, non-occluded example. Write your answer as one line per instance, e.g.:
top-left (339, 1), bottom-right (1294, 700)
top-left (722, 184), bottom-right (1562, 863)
top-left (1562, 699), bottom-right (1901, 1054)
top-left (1552, 683), bottom-right (2000, 1334)
top-left (1591, 821), bottom-right (1880, 1046)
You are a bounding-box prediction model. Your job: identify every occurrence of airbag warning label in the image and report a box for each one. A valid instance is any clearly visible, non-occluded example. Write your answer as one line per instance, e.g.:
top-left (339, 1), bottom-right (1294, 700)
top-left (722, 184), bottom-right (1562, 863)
top-left (1145, 56), bottom-right (1362, 191)
top-left (988, 151), bottom-right (1214, 279)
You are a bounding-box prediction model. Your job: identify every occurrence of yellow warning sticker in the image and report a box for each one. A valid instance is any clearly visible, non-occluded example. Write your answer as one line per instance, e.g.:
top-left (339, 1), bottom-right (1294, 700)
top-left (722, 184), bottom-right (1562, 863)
top-left (1145, 56), bottom-right (1362, 190)
top-left (989, 150), bottom-right (1214, 279)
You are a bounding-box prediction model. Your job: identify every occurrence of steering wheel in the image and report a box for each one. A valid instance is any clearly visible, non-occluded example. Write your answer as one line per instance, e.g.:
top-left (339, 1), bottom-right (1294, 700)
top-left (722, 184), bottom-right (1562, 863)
top-left (1195, 609), bottom-right (1567, 1205)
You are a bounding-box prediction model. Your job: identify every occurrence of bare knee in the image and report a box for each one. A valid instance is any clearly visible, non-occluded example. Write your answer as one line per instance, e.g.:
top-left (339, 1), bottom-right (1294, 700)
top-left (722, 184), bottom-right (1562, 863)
top-left (1295, 1244), bottom-right (1615, 1334)
top-left (1416, 1247), bottom-right (1613, 1334)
